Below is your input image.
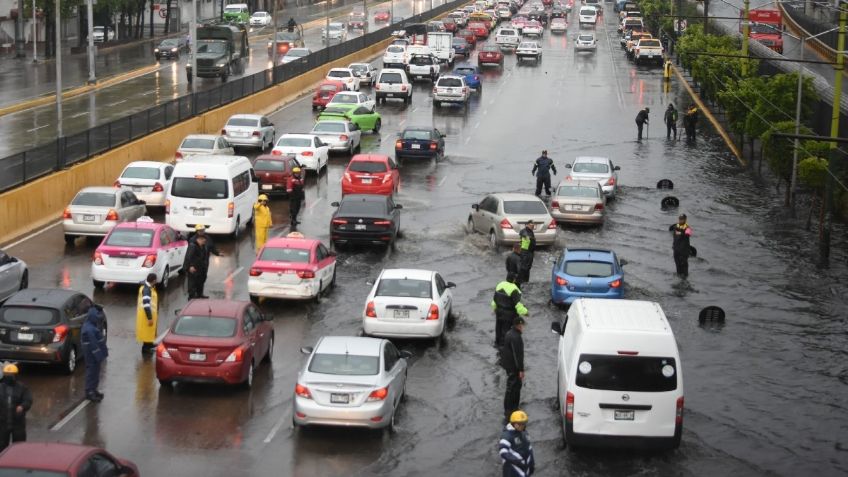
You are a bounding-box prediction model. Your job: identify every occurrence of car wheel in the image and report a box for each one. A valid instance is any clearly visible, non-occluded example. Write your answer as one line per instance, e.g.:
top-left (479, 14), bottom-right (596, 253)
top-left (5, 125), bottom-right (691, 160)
top-left (386, 407), bottom-right (397, 434)
top-left (64, 235), bottom-right (76, 246)
top-left (433, 100), bottom-right (440, 107)
top-left (314, 280), bottom-right (324, 303)
top-left (231, 217), bottom-right (241, 240)
top-left (63, 346), bottom-right (77, 375)
top-left (263, 334), bottom-right (274, 363)
top-left (159, 266), bottom-right (170, 290)
top-left (19, 270), bottom-right (28, 290)
top-left (373, 118), bottom-right (382, 133)
top-left (330, 269), bottom-right (337, 289)
top-left (466, 217), bottom-right (475, 234)
top-left (244, 361), bottom-right (255, 389)
top-left (250, 295), bottom-right (260, 305)
top-left (489, 230), bottom-right (500, 249)
top-left (158, 379), bottom-right (173, 388)
top-left (348, 143), bottom-right (354, 156)
top-left (92, 279), bottom-right (105, 289)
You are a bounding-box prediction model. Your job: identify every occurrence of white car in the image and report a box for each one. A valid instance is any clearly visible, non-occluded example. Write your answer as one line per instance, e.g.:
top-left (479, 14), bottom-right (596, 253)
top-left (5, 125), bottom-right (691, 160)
top-left (326, 67), bottom-right (361, 91)
top-left (362, 269), bottom-right (455, 341)
top-left (579, 7), bottom-right (598, 26)
top-left (322, 22), bottom-right (348, 41)
top-left (374, 68), bottom-right (413, 104)
top-left (522, 20), bottom-right (544, 37)
top-left (272, 134), bottom-right (330, 173)
top-left (175, 134), bottom-right (234, 161)
top-left (310, 120), bottom-right (362, 155)
top-left (382, 44), bottom-right (408, 68)
top-left (0, 250), bottom-right (27, 302)
top-left (222, 114), bottom-right (276, 150)
top-left (432, 75), bottom-right (469, 108)
top-left (327, 91), bottom-right (376, 111)
top-left (348, 62), bottom-right (378, 86)
top-left (92, 26), bottom-right (114, 43)
top-left (282, 47), bottom-right (311, 64)
top-left (63, 187), bottom-right (147, 244)
top-left (407, 54), bottom-right (440, 81)
top-left (516, 41), bottom-right (542, 61)
top-left (495, 27), bottom-right (521, 49)
top-left (250, 11), bottom-right (272, 26)
top-left (550, 18), bottom-right (568, 34)
top-left (565, 156), bottom-right (620, 199)
top-left (574, 33), bottom-right (597, 52)
top-left (497, 7), bottom-right (512, 19)
top-left (115, 161), bottom-right (174, 207)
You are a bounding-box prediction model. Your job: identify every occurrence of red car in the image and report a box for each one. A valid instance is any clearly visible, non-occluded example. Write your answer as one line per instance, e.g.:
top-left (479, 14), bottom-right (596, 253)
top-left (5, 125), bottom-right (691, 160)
top-left (341, 154), bottom-right (400, 196)
top-left (458, 29), bottom-right (478, 47)
top-left (373, 8), bottom-right (390, 22)
top-left (253, 154), bottom-right (301, 196)
top-left (443, 17), bottom-right (458, 32)
top-left (511, 15), bottom-right (528, 32)
top-left (156, 299), bottom-right (274, 388)
top-left (478, 44), bottom-right (505, 66)
top-left (467, 21), bottom-right (489, 39)
top-left (0, 442), bottom-right (139, 476)
top-left (311, 79), bottom-right (347, 110)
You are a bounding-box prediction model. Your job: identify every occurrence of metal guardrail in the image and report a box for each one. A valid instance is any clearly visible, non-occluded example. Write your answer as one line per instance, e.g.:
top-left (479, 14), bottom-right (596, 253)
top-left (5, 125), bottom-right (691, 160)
top-left (0, 0), bottom-right (465, 193)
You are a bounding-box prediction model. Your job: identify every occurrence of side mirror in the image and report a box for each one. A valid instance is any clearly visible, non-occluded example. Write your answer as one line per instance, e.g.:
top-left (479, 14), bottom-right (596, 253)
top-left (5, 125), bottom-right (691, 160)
top-left (619, 258), bottom-right (628, 266)
top-left (551, 321), bottom-right (562, 335)
top-left (395, 204), bottom-right (403, 209)
top-left (614, 165), bottom-right (621, 170)
top-left (446, 281), bottom-right (456, 288)
top-left (137, 200), bottom-right (146, 205)
top-left (331, 201), bottom-right (340, 207)
top-left (565, 163), bottom-right (572, 168)
top-left (471, 203), bottom-right (479, 210)
top-left (400, 350), bottom-right (413, 359)
top-left (300, 346), bottom-right (314, 355)
top-left (328, 250), bottom-right (337, 256)
top-left (174, 308), bottom-right (182, 316)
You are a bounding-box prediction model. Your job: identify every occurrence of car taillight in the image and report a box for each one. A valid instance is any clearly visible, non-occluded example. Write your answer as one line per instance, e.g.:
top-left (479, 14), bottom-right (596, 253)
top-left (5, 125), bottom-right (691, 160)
top-left (565, 175), bottom-right (572, 180)
top-left (272, 150), bottom-right (282, 155)
top-left (152, 182), bottom-right (164, 192)
top-left (156, 343), bottom-right (172, 359)
top-left (374, 83), bottom-right (381, 90)
top-left (382, 173), bottom-right (391, 183)
top-left (221, 129), bottom-right (227, 135)
top-left (174, 151), bottom-right (183, 161)
top-left (365, 301), bottom-right (376, 317)
top-left (432, 87), bottom-right (437, 94)
top-left (499, 218), bottom-right (512, 229)
top-left (373, 220), bottom-right (392, 227)
top-left (463, 87), bottom-right (469, 94)
top-left (344, 172), bottom-right (352, 182)
top-left (430, 141), bottom-right (438, 150)
top-left (301, 151), bottom-right (314, 157)
top-left (556, 276), bottom-right (568, 286)
top-left (249, 267), bottom-right (262, 277)
top-left (427, 304), bottom-right (439, 320)
top-left (224, 347), bottom-right (244, 363)
top-left (676, 396), bottom-right (684, 425)
top-left (551, 200), bottom-right (560, 208)
top-left (367, 387), bottom-right (389, 401)
top-left (52, 324), bottom-right (68, 343)
top-left (164, 200), bottom-right (170, 214)
top-left (332, 218), bottom-right (348, 225)
top-left (62, 208), bottom-right (72, 219)
top-left (93, 252), bottom-right (103, 265)
top-left (565, 391), bottom-right (574, 421)
top-left (474, 75), bottom-right (479, 81)
top-left (228, 202), bottom-right (234, 218)
top-left (105, 209), bottom-right (119, 221)
top-left (113, 180), bottom-right (121, 188)
top-left (295, 383), bottom-right (312, 399)
top-left (606, 177), bottom-right (616, 186)
top-left (297, 270), bottom-right (315, 279)
top-left (340, 134), bottom-right (349, 141)
top-left (395, 140), bottom-right (403, 149)
top-left (401, 84), bottom-right (407, 92)
top-left (594, 203), bottom-right (604, 211)
top-left (142, 254), bottom-right (156, 268)
top-left (252, 131), bottom-right (261, 137)
top-left (608, 279), bottom-right (622, 288)
top-left (548, 220), bottom-right (557, 229)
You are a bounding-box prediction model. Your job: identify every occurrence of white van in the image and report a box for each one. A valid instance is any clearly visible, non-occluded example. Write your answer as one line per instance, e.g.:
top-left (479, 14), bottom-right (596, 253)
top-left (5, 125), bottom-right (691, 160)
top-left (550, 299), bottom-right (684, 450)
top-left (165, 155), bottom-right (258, 236)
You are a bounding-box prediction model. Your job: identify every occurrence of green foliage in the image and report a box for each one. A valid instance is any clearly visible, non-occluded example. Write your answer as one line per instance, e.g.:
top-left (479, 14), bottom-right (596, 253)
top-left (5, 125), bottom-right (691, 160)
top-left (761, 121), bottom-right (822, 184)
top-left (717, 76), bottom-right (764, 136)
top-left (798, 156), bottom-right (828, 191)
top-left (743, 72), bottom-right (818, 141)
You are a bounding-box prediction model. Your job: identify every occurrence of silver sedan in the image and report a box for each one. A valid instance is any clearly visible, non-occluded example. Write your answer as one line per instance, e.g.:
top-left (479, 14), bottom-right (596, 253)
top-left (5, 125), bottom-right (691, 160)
top-left (0, 250), bottom-right (27, 303)
top-left (467, 192), bottom-right (557, 248)
top-left (550, 179), bottom-right (606, 225)
top-left (565, 156), bottom-right (620, 199)
top-left (62, 187), bottom-right (147, 245)
top-left (293, 336), bottom-right (410, 431)
top-left (310, 120), bottom-right (362, 154)
top-left (222, 114), bottom-right (276, 150)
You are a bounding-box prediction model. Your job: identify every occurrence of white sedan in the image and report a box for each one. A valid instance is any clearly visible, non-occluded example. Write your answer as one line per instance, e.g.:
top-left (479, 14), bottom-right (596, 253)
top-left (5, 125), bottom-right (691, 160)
top-left (115, 161), bottom-right (173, 207)
top-left (326, 91), bottom-right (376, 112)
top-left (574, 33), bottom-right (597, 52)
top-left (250, 11), bottom-right (272, 26)
top-left (174, 134), bottom-right (234, 161)
top-left (522, 20), bottom-right (544, 37)
top-left (272, 134), bottom-right (330, 173)
top-left (310, 120), bottom-right (362, 155)
top-left (516, 41), bottom-right (542, 62)
top-left (362, 269), bottom-right (455, 341)
top-left (322, 22), bottom-right (348, 41)
top-left (222, 113), bottom-right (276, 150)
top-left (0, 250), bottom-right (27, 302)
top-left (326, 67), bottom-right (361, 91)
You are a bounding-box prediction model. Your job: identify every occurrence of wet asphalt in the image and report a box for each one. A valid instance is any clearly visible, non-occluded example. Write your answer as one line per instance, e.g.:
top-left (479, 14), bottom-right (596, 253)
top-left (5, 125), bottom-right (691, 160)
top-left (3, 4), bottom-right (848, 477)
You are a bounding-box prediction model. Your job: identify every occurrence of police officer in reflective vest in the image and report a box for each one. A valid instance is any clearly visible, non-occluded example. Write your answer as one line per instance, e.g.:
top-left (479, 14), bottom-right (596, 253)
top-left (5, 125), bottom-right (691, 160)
top-left (491, 273), bottom-right (528, 346)
top-left (517, 221), bottom-right (537, 284)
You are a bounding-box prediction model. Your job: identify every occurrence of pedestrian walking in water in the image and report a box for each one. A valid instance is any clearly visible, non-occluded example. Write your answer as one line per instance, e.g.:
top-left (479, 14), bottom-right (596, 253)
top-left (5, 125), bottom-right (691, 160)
top-left (517, 221), bottom-right (537, 285)
top-left (491, 273), bottom-right (528, 346)
top-left (531, 150), bottom-right (557, 196)
top-left (498, 410), bottom-right (535, 477)
top-left (0, 364), bottom-right (32, 451)
top-left (664, 104), bottom-right (678, 140)
top-left (287, 167), bottom-right (305, 228)
top-left (81, 305), bottom-right (108, 402)
top-left (499, 317), bottom-right (526, 421)
top-left (684, 104), bottom-right (699, 140)
top-left (253, 194), bottom-right (273, 253)
top-left (185, 234), bottom-right (211, 299)
top-left (635, 107), bottom-right (650, 141)
top-left (136, 273), bottom-right (158, 354)
top-left (668, 214), bottom-right (693, 278)
top-left (505, 243), bottom-right (522, 279)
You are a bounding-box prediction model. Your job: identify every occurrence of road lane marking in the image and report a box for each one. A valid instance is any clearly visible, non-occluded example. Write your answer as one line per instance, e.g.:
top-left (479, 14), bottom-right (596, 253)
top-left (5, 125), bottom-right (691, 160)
top-left (2, 221), bottom-right (61, 249)
top-left (71, 112), bottom-right (89, 118)
top-left (412, 107), bottom-right (418, 112)
top-left (224, 266), bottom-right (244, 282)
top-left (473, 121), bottom-right (480, 129)
top-left (263, 413), bottom-right (289, 443)
top-left (50, 400), bottom-right (89, 431)
top-left (438, 176), bottom-right (447, 187)
top-left (464, 136), bottom-right (471, 144)
top-left (307, 197), bottom-right (324, 210)
top-left (107, 100), bottom-right (127, 107)
top-left (26, 125), bottom-right (48, 132)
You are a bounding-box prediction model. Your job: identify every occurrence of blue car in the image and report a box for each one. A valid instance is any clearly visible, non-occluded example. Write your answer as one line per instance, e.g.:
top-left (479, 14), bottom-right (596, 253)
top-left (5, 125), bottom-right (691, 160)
top-left (452, 38), bottom-right (471, 57)
top-left (452, 64), bottom-right (481, 91)
top-left (551, 248), bottom-right (625, 306)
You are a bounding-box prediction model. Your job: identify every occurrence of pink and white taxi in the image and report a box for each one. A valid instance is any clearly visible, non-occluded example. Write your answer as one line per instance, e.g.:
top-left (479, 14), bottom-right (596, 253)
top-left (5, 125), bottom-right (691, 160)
top-left (91, 217), bottom-right (188, 290)
top-left (248, 234), bottom-right (336, 302)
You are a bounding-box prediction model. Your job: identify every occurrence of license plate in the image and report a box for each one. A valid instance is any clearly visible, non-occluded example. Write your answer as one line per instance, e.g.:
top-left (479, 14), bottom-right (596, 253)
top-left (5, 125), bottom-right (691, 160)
top-left (116, 258), bottom-right (131, 266)
top-left (361, 178), bottom-right (372, 184)
top-left (330, 393), bottom-right (350, 404)
top-left (193, 209), bottom-right (204, 216)
top-left (83, 215), bottom-right (96, 222)
top-left (386, 93), bottom-right (395, 97)
top-left (614, 410), bottom-right (635, 420)
top-left (262, 184), bottom-right (273, 190)
top-left (355, 224), bottom-right (367, 230)
top-left (189, 353), bottom-right (206, 361)
top-left (16, 332), bottom-right (33, 341)
top-left (411, 144), bottom-right (421, 149)
top-left (393, 309), bottom-right (410, 318)
top-left (570, 205), bottom-right (585, 211)
top-left (133, 186), bottom-right (143, 192)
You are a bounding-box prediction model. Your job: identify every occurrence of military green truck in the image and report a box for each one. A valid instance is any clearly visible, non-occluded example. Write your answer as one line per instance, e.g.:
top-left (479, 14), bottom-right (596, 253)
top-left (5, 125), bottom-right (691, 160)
top-left (186, 24), bottom-right (249, 83)
top-left (223, 3), bottom-right (250, 23)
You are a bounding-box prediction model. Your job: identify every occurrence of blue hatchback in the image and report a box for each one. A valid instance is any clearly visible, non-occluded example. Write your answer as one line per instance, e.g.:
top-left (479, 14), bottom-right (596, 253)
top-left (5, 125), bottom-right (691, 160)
top-left (550, 248), bottom-right (625, 305)
top-left (452, 65), bottom-right (481, 91)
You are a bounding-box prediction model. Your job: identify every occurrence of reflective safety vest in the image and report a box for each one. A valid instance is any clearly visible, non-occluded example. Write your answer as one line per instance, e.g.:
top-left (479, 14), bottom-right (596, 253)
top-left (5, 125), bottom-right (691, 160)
top-left (491, 281), bottom-right (528, 317)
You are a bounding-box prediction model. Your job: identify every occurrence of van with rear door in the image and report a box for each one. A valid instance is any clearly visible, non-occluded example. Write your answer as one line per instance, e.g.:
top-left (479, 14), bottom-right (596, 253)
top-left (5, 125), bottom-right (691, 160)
top-left (165, 156), bottom-right (258, 237)
top-left (550, 298), bottom-right (684, 450)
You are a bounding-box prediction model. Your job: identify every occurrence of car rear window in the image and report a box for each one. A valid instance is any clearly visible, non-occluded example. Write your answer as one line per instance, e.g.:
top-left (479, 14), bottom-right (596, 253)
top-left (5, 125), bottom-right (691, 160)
top-left (502, 200), bottom-right (548, 214)
top-left (180, 138), bottom-right (215, 150)
top-left (104, 229), bottom-right (155, 247)
top-left (254, 159), bottom-right (286, 172)
top-left (376, 278), bottom-right (432, 298)
top-left (172, 316), bottom-right (237, 338)
top-left (380, 72), bottom-right (403, 83)
top-left (278, 137), bottom-right (312, 147)
top-left (350, 161), bottom-right (387, 173)
top-left (227, 118), bottom-right (259, 127)
top-left (330, 94), bottom-right (357, 104)
top-left (482, 45), bottom-right (499, 52)
top-left (313, 122), bottom-right (347, 133)
top-left (0, 307), bottom-right (59, 326)
top-left (410, 56), bottom-right (432, 65)
top-left (576, 354), bottom-right (678, 392)
top-left (500, 29), bottom-right (516, 35)
top-left (309, 353), bottom-right (379, 375)
top-left (438, 78), bottom-right (463, 87)
top-left (171, 177), bottom-right (229, 199)
top-left (565, 260), bottom-right (613, 277)
top-left (338, 199), bottom-right (387, 216)
top-left (259, 247), bottom-right (311, 263)
top-left (121, 166), bottom-right (160, 180)
top-left (578, 34), bottom-right (594, 41)
top-left (387, 46), bottom-right (404, 53)
top-left (454, 68), bottom-right (475, 75)
top-left (452, 38), bottom-right (466, 45)
top-left (580, 8), bottom-right (595, 14)
top-left (350, 65), bottom-right (367, 74)
top-left (72, 192), bottom-right (115, 207)
top-left (328, 70), bottom-right (351, 78)
top-left (557, 185), bottom-right (600, 198)
top-left (402, 129), bottom-right (432, 140)
top-left (573, 162), bottom-right (610, 173)
top-left (0, 470), bottom-right (67, 477)
top-left (640, 40), bottom-right (661, 47)
top-left (319, 84), bottom-right (339, 92)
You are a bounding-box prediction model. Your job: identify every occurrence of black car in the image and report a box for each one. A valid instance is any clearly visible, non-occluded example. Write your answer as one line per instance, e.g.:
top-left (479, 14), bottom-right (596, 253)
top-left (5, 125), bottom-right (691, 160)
top-left (330, 195), bottom-right (403, 248)
top-left (528, 11), bottom-right (549, 26)
top-left (154, 37), bottom-right (187, 60)
top-left (549, 8), bottom-right (566, 20)
top-left (452, 37), bottom-right (471, 56)
top-left (0, 289), bottom-right (106, 374)
top-left (395, 127), bottom-right (446, 161)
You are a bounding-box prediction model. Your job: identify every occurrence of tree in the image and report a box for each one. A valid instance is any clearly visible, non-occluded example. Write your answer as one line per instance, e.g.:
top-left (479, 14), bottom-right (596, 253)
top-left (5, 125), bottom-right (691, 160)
top-left (762, 121), bottom-right (812, 205)
top-left (798, 155), bottom-right (828, 232)
top-left (717, 75), bottom-right (765, 159)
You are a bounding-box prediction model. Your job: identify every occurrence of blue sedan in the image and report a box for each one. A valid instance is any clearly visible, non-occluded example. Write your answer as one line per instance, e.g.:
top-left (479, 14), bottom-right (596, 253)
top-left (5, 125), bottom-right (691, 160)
top-left (452, 38), bottom-right (471, 57)
top-left (452, 65), bottom-right (481, 91)
top-left (551, 248), bottom-right (625, 306)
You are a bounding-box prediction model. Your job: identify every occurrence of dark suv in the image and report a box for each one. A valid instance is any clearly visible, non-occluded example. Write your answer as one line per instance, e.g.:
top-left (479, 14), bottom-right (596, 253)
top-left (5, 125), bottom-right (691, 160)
top-left (0, 289), bottom-right (107, 374)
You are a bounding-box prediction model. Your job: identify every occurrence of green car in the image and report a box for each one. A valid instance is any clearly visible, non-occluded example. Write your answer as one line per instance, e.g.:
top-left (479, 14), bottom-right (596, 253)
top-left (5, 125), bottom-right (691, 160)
top-left (223, 3), bottom-right (250, 23)
top-left (317, 105), bottom-right (382, 132)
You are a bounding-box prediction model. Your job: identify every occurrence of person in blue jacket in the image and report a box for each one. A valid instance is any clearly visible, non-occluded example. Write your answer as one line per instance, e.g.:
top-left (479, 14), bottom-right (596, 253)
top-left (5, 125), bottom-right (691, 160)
top-left (81, 305), bottom-right (108, 402)
top-left (498, 409), bottom-right (535, 476)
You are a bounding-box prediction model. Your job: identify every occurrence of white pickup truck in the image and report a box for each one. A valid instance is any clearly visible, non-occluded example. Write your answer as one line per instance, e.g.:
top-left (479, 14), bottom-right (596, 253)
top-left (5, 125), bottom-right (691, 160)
top-left (633, 38), bottom-right (663, 65)
top-left (495, 27), bottom-right (521, 49)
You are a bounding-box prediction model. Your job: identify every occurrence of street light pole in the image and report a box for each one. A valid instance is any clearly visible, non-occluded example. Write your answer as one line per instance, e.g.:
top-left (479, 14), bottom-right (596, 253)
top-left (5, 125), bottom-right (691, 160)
top-left (325, 1), bottom-right (329, 49)
top-left (271, 0), bottom-right (277, 67)
top-left (190, 0), bottom-right (197, 91)
top-left (55, 0), bottom-right (62, 138)
top-left (821, 3), bottom-right (846, 265)
top-left (32, 0), bottom-right (37, 62)
top-left (741, 0), bottom-right (750, 76)
top-left (87, 0), bottom-right (95, 84)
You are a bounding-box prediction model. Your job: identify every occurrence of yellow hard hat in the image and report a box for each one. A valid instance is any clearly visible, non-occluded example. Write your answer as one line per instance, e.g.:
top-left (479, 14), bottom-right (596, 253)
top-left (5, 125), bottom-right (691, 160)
top-left (3, 364), bottom-right (19, 375)
top-left (292, 167), bottom-right (302, 173)
top-left (194, 224), bottom-right (206, 231)
top-left (509, 410), bottom-right (528, 424)
top-left (258, 194), bottom-right (269, 202)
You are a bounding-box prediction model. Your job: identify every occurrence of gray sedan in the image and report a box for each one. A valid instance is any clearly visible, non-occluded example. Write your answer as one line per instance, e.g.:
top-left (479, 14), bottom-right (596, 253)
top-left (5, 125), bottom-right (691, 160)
top-left (310, 120), bottom-right (362, 155)
top-left (565, 156), bottom-right (620, 199)
top-left (550, 179), bottom-right (606, 225)
top-left (63, 187), bottom-right (147, 245)
top-left (0, 251), bottom-right (27, 303)
top-left (467, 192), bottom-right (557, 248)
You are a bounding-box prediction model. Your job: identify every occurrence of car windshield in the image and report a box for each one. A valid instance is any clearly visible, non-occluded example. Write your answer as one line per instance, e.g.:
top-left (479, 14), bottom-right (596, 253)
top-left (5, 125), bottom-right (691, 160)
top-left (309, 353), bottom-right (380, 375)
top-left (170, 177), bottom-right (229, 199)
top-left (565, 260), bottom-right (613, 277)
top-left (104, 228), bottom-right (155, 247)
top-left (196, 41), bottom-right (227, 54)
top-left (72, 192), bottom-right (115, 207)
top-left (252, 12), bottom-right (266, 17)
top-left (328, 70), bottom-right (351, 78)
top-left (160, 39), bottom-right (179, 47)
top-left (503, 200), bottom-right (548, 214)
top-left (338, 199), bottom-right (387, 216)
top-left (227, 118), bottom-right (259, 127)
top-left (94, 27), bottom-right (105, 32)
top-left (224, 6), bottom-right (242, 13)
top-left (578, 34), bottom-right (594, 41)
top-left (172, 316), bottom-right (237, 338)
top-left (380, 72), bottom-right (403, 83)
top-left (259, 247), bottom-right (311, 262)
top-left (122, 166), bottom-right (160, 180)
top-left (350, 161), bottom-right (387, 173)
top-left (180, 138), bottom-right (215, 150)
top-left (278, 137), bottom-right (312, 147)
top-left (350, 65), bottom-right (367, 74)
top-left (287, 49), bottom-right (309, 57)
top-left (558, 185), bottom-right (599, 197)
top-left (576, 354), bottom-right (678, 392)
top-left (376, 278), bottom-right (432, 298)
top-left (580, 8), bottom-right (595, 14)
top-left (452, 38), bottom-right (467, 45)
top-left (276, 32), bottom-right (300, 41)
top-left (313, 122), bottom-right (346, 133)
top-left (329, 24), bottom-right (344, 30)
top-left (402, 129), bottom-right (432, 140)
top-left (438, 77), bottom-right (463, 87)
top-left (0, 307), bottom-right (59, 326)
top-left (330, 94), bottom-right (357, 104)
top-left (573, 162), bottom-right (610, 173)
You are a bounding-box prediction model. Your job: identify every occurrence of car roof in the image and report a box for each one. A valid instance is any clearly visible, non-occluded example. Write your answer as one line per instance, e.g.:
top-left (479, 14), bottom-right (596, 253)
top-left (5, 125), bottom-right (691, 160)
top-left (333, 91), bottom-right (359, 97)
top-left (402, 126), bottom-right (435, 132)
top-left (572, 299), bottom-right (672, 335)
top-left (254, 154), bottom-right (294, 162)
top-left (111, 221), bottom-right (164, 231)
top-left (3, 288), bottom-right (80, 307)
top-left (341, 194), bottom-right (389, 203)
top-left (79, 186), bottom-right (118, 194)
top-left (556, 179), bottom-right (601, 187)
top-left (181, 299), bottom-right (247, 318)
top-left (329, 22), bottom-right (345, 26)
top-left (563, 248), bottom-right (615, 262)
top-left (315, 336), bottom-right (383, 356)
top-left (0, 442), bottom-right (100, 471)
top-left (179, 155), bottom-right (250, 167)
top-left (263, 237), bottom-right (319, 250)
top-left (573, 156), bottom-right (610, 163)
top-left (350, 154), bottom-right (390, 162)
top-left (125, 161), bottom-right (167, 169)
top-left (313, 120), bottom-right (348, 126)
top-left (489, 192), bottom-right (544, 201)
top-left (380, 269), bottom-right (434, 281)
top-left (281, 133), bottom-right (318, 139)
top-left (349, 62), bottom-right (369, 66)
top-left (228, 114), bottom-right (262, 120)
top-left (438, 74), bottom-right (464, 80)
top-left (380, 68), bottom-right (407, 74)
top-left (183, 134), bottom-right (220, 140)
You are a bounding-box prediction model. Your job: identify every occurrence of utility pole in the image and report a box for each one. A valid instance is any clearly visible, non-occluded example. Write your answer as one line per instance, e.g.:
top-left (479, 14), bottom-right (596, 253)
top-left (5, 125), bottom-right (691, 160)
top-left (790, 35), bottom-right (805, 215)
top-left (363, 0), bottom-right (367, 33)
top-left (325, 1), bottom-right (329, 49)
top-left (55, 0), bottom-right (63, 138)
top-left (190, 0), bottom-right (197, 91)
top-left (821, 3), bottom-right (846, 265)
top-left (741, 0), bottom-right (749, 76)
top-left (15, 0), bottom-right (25, 57)
top-left (87, 0), bottom-right (95, 84)
top-left (703, 0), bottom-right (710, 34)
top-left (271, 0), bottom-right (277, 67)
top-left (31, 0), bottom-right (37, 61)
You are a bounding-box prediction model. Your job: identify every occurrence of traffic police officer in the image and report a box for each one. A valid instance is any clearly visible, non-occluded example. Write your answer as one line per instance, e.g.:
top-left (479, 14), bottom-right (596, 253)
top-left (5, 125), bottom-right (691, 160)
top-left (531, 150), bottom-right (557, 196)
top-left (491, 273), bottom-right (528, 346)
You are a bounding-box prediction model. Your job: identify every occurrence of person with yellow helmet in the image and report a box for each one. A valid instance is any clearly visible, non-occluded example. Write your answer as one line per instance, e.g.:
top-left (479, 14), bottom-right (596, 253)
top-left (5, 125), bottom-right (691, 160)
top-left (253, 194), bottom-right (273, 253)
top-left (286, 167), bottom-right (306, 229)
top-left (0, 363), bottom-right (33, 450)
top-left (498, 409), bottom-right (535, 476)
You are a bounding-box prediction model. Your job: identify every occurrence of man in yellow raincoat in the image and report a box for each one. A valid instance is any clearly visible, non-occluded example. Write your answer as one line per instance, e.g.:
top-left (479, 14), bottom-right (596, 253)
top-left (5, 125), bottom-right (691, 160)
top-left (136, 273), bottom-right (158, 354)
top-left (253, 194), bottom-right (272, 253)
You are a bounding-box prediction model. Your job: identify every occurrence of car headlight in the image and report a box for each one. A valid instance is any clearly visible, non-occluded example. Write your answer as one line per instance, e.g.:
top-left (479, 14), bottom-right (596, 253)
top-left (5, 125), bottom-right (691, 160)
top-left (171, 48), bottom-right (178, 52)
top-left (154, 48), bottom-right (159, 52)
top-left (216, 62), bottom-right (227, 67)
